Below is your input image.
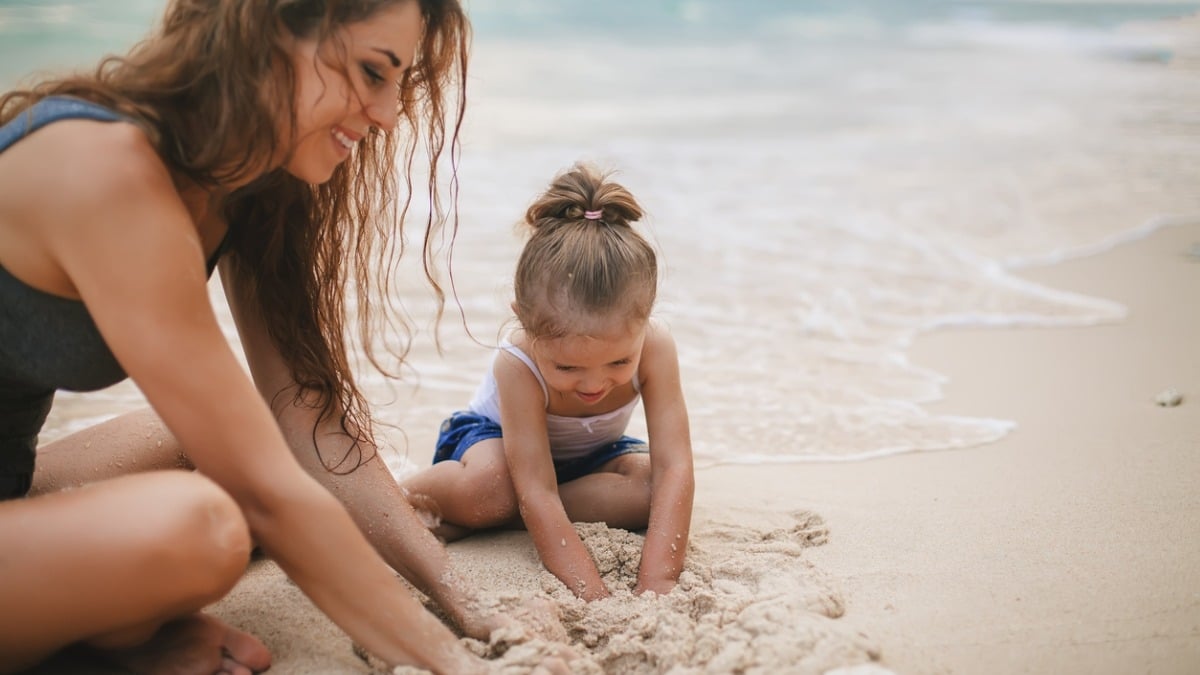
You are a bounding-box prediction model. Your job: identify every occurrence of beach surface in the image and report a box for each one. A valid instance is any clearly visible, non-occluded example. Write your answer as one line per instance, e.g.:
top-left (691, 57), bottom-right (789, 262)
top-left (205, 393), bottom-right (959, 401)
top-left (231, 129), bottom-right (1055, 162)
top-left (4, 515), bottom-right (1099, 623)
top-left (9, 3), bottom-right (1199, 674)
top-left (253, 219), bottom-right (1200, 667)
top-left (27, 220), bottom-right (1199, 675)
top-left (702, 220), bottom-right (1200, 675)
top-left (230, 219), bottom-right (1200, 674)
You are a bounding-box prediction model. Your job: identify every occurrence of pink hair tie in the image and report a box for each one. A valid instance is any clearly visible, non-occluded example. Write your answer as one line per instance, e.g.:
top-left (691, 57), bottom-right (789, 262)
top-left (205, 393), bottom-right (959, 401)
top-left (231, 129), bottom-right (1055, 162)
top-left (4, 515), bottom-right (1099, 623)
top-left (583, 210), bottom-right (603, 221)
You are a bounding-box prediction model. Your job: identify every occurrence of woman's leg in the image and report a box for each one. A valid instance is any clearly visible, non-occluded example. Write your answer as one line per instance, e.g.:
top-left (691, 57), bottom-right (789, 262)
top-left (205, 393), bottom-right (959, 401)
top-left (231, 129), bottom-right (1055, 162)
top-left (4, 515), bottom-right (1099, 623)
top-left (0, 470), bottom-right (269, 674)
top-left (401, 439), bottom-right (519, 539)
top-left (558, 453), bottom-right (652, 530)
top-left (31, 407), bottom-right (190, 495)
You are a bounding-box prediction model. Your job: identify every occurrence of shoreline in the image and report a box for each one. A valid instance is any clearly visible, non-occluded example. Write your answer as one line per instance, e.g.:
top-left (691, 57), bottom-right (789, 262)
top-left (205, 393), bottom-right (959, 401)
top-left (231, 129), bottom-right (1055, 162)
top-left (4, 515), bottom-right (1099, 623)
top-left (696, 219), bottom-right (1200, 674)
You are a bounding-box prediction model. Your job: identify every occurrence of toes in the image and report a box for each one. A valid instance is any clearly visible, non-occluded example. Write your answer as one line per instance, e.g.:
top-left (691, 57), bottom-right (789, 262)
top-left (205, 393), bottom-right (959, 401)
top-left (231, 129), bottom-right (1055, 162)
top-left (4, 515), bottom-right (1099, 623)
top-left (220, 655), bottom-right (253, 675)
top-left (220, 625), bottom-right (272, 672)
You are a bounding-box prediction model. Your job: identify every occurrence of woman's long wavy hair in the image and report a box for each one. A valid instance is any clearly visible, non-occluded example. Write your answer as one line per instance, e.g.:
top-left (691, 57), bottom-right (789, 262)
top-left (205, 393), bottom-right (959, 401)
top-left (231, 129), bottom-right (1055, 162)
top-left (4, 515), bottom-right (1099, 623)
top-left (0, 0), bottom-right (469, 472)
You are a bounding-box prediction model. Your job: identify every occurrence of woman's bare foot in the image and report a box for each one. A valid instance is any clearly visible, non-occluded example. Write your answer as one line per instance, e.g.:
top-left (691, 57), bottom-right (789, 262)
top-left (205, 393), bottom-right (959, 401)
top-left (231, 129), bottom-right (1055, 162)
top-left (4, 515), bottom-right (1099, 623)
top-left (95, 614), bottom-right (271, 675)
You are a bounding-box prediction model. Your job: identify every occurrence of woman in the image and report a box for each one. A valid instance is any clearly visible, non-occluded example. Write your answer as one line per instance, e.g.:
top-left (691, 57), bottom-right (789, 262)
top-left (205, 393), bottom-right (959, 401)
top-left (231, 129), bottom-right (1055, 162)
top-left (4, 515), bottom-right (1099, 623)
top-left (0, 1), bottom-right (564, 673)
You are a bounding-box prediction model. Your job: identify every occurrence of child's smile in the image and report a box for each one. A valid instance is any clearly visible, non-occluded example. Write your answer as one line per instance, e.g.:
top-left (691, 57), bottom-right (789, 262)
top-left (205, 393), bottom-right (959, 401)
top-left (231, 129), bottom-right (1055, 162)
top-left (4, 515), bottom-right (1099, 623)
top-left (531, 323), bottom-right (647, 411)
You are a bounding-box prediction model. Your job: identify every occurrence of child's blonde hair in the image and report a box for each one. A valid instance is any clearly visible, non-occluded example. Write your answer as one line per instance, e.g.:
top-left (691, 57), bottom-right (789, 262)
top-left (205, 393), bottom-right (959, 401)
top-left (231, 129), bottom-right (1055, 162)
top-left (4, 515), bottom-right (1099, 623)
top-left (514, 163), bottom-right (657, 339)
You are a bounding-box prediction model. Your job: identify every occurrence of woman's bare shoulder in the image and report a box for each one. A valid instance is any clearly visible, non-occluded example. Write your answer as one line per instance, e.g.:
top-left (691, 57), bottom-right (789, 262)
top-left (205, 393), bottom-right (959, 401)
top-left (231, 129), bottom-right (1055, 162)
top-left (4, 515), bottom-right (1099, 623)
top-left (14, 118), bottom-right (168, 197)
top-left (0, 118), bottom-right (188, 295)
top-left (0, 120), bottom-right (173, 224)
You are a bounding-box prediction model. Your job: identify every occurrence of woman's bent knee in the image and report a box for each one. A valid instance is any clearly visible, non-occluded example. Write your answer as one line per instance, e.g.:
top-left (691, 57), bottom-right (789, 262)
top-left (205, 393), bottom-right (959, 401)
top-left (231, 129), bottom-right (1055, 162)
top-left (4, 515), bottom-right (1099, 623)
top-left (147, 472), bottom-right (252, 604)
top-left (0, 471), bottom-right (251, 666)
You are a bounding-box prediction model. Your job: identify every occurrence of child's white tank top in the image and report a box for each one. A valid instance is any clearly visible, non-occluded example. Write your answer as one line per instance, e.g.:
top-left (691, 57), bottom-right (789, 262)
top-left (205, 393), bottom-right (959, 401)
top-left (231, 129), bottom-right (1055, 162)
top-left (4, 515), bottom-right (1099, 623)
top-left (467, 341), bottom-right (642, 461)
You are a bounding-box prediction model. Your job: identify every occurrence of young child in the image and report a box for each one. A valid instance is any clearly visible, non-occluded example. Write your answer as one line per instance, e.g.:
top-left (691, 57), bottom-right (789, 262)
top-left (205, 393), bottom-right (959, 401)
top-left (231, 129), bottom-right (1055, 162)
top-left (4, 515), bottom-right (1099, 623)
top-left (403, 163), bottom-right (695, 601)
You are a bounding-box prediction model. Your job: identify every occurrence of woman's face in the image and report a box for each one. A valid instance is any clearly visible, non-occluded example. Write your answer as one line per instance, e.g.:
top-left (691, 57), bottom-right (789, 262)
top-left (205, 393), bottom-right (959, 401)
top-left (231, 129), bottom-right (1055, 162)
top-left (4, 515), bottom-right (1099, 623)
top-left (284, 1), bottom-right (421, 184)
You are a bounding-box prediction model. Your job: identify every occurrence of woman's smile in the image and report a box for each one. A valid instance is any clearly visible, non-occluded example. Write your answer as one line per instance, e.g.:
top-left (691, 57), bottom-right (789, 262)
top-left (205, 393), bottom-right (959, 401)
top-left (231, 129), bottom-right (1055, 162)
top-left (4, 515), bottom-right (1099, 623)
top-left (331, 125), bottom-right (361, 157)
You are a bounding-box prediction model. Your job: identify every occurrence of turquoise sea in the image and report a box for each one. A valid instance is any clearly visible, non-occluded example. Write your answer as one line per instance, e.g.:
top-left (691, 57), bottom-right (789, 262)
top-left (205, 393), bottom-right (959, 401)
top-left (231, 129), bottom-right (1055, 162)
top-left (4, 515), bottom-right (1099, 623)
top-left (5, 1), bottom-right (1199, 465)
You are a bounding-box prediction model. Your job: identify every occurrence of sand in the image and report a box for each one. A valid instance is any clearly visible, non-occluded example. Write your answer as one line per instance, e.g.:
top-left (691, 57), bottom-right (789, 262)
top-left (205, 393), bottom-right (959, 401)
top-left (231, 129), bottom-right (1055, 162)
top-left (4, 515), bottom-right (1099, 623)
top-left (25, 221), bottom-right (1199, 675)
top-left (201, 221), bottom-right (1200, 674)
top-left (792, 219), bottom-right (1200, 675)
top-left (202, 512), bottom-right (882, 675)
top-left (6, 4), bottom-right (1198, 673)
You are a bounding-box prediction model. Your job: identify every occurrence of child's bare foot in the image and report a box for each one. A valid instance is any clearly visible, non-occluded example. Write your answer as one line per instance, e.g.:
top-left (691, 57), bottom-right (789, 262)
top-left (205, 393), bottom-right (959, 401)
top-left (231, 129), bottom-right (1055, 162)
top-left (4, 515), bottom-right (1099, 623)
top-left (96, 613), bottom-right (271, 675)
top-left (401, 488), bottom-right (444, 531)
top-left (431, 521), bottom-right (473, 542)
top-left (402, 487), bottom-right (473, 542)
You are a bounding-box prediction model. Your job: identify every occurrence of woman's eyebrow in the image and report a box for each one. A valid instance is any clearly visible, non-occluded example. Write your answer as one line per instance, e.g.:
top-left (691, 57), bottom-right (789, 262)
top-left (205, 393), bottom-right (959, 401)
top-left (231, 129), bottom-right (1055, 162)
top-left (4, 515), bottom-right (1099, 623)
top-left (372, 47), bottom-right (401, 68)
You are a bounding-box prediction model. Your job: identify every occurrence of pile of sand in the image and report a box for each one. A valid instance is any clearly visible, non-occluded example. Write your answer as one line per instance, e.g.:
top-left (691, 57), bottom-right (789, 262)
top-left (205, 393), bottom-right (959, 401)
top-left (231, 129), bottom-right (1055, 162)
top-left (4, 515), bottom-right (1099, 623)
top-left (392, 511), bottom-right (883, 674)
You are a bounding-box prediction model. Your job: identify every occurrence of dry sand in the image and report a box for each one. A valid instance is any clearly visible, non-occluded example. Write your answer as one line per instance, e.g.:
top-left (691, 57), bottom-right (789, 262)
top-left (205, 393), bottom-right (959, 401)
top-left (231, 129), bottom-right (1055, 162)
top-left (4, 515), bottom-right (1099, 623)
top-left (24, 224), bottom-right (1200, 674)
top-left (788, 219), bottom-right (1200, 675)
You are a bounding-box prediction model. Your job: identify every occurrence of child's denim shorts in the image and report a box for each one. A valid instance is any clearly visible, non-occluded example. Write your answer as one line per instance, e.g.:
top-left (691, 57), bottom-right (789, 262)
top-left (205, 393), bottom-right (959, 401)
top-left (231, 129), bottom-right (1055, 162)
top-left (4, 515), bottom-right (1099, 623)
top-left (433, 411), bottom-right (648, 484)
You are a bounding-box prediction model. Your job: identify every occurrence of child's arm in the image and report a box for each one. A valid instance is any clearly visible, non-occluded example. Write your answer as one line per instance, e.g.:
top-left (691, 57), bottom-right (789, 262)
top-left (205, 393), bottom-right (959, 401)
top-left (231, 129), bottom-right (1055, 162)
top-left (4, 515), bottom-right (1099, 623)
top-left (495, 353), bottom-right (610, 601)
top-left (635, 321), bottom-right (696, 595)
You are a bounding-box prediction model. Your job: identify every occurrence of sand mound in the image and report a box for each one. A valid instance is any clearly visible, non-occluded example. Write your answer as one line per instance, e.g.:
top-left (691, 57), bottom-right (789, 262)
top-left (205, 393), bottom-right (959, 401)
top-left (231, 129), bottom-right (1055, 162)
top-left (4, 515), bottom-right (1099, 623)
top-left (394, 511), bottom-right (883, 674)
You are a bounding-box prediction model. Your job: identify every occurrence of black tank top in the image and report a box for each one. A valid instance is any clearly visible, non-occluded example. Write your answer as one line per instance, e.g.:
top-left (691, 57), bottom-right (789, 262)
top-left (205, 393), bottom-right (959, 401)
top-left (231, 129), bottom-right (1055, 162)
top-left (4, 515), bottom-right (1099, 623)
top-left (0, 96), bottom-right (225, 488)
top-left (0, 96), bottom-right (225, 392)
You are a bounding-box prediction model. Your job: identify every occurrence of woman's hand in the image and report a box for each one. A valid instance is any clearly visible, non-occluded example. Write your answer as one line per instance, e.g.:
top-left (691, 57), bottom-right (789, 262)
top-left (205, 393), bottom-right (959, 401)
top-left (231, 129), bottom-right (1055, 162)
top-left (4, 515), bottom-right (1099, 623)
top-left (471, 597), bottom-right (583, 675)
top-left (462, 596), bottom-right (568, 644)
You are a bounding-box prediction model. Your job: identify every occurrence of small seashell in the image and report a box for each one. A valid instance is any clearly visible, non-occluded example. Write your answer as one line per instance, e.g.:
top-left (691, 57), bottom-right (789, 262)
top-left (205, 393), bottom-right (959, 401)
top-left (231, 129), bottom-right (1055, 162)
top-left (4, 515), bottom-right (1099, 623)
top-left (1155, 388), bottom-right (1183, 407)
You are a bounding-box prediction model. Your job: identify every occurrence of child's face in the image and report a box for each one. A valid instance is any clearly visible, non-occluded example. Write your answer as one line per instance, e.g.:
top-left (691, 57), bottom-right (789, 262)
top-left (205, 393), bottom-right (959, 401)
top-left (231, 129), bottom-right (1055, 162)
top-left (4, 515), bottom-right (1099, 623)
top-left (284, 1), bottom-right (420, 184)
top-left (531, 321), bottom-right (647, 407)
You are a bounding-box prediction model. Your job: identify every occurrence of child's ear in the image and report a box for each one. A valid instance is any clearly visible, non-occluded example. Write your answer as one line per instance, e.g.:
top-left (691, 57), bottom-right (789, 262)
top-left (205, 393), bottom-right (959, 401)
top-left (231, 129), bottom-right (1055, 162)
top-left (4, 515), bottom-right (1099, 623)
top-left (510, 301), bottom-right (518, 315)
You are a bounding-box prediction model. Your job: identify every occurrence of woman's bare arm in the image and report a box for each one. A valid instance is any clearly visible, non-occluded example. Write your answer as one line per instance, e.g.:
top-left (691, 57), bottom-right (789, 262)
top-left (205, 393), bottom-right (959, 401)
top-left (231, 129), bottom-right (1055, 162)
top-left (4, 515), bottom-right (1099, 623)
top-left (221, 262), bottom-right (521, 640)
top-left (25, 122), bottom-right (481, 674)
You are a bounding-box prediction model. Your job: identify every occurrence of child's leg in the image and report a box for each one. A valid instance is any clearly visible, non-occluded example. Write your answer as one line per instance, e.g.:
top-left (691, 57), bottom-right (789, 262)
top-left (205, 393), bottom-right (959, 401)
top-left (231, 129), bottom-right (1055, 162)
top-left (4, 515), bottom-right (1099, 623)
top-left (401, 438), bottom-right (519, 539)
top-left (558, 453), bottom-right (652, 530)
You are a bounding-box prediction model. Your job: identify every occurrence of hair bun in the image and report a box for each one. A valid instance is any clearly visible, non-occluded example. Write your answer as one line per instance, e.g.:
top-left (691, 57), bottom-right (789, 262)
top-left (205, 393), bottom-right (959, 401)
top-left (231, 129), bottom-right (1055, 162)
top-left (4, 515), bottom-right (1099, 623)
top-left (524, 163), bottom-right (643, 231)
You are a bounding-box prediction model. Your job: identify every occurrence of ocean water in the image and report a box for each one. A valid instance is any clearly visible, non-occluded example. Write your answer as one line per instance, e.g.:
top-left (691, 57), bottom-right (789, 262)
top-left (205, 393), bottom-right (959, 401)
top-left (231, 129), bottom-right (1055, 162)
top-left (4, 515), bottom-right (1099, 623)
top-left (5, 1), bottom-right (1199, 465)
